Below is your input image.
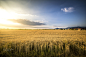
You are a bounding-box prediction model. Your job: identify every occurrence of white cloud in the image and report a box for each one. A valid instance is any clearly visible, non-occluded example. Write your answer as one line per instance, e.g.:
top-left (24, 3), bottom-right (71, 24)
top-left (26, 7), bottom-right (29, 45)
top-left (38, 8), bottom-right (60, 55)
top-left (61, 7), bottom-right (74, 13)
top-left (0, 8), bottom-right (39, 20)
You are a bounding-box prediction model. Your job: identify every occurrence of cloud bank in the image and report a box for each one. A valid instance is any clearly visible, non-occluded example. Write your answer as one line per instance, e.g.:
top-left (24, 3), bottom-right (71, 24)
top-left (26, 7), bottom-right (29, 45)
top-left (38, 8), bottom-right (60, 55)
top-left (61, 7), bottom-right (74, 12)
top-left (8, 19), bottom-right (46, 26)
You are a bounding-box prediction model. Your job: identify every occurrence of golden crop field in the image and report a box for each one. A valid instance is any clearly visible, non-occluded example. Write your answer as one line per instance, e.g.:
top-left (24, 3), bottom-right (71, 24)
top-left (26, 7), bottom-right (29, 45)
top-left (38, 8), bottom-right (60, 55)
top-left (0, 29), bottom-right (86, 57)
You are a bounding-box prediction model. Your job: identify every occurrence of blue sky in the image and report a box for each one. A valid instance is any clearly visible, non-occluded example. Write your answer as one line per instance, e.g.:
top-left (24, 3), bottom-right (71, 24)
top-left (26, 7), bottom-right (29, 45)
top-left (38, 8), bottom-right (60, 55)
top-left (0, 0), bottom-right (86, 29)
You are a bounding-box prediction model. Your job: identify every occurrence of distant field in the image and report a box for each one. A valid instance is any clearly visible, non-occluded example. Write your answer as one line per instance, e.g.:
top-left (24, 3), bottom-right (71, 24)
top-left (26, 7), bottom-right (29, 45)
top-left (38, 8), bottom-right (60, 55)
top-left (0, 30), bottom-right (86, 57)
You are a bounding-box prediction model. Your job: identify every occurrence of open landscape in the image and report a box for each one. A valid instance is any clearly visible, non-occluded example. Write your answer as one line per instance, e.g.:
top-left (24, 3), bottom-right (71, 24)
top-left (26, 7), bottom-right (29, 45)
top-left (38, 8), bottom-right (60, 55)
top-left (0, 29), bottom-right (86, 57)
top-left (0, 0), bottom-right (86, 57)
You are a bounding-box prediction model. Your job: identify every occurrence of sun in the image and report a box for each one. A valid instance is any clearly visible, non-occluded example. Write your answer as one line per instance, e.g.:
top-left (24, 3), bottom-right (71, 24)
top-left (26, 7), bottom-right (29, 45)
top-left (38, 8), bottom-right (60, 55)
top-left (0, 19), bottom-right (21, 25)
top-left (0, 8), bottom-right (20, 25)
top-left (0, 8), bottom-right (15, 19)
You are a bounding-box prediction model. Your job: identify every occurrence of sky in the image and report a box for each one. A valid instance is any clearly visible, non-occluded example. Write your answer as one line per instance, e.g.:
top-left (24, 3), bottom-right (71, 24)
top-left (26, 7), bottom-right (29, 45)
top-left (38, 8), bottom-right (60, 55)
top-left (0, 0), bottom-right (86, 29)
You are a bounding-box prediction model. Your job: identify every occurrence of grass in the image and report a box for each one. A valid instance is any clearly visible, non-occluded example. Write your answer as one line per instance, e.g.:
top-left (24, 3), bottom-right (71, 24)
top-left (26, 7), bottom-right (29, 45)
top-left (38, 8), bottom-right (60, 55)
top-left (0, 30), bottom-right (86, 57)
top-left (0, 41), bottom-right (86, 57)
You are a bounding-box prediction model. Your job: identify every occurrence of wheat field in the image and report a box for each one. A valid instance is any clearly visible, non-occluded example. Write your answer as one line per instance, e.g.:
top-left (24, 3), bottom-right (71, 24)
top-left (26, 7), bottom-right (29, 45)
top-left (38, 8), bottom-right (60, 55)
top-left (0, 29), bottom-right (86, 57)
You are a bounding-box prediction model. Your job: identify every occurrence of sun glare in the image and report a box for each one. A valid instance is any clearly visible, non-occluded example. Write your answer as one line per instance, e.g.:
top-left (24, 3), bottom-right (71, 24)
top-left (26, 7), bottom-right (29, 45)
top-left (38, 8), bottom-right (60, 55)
top-left (0, 8), bottom-right (21, 25)
top-left (0, 8), bottom-right (16, 19)
top-left (0, 19), bottom-right (21, 25)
